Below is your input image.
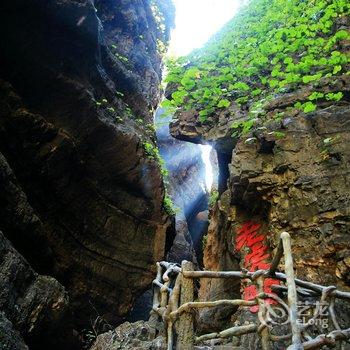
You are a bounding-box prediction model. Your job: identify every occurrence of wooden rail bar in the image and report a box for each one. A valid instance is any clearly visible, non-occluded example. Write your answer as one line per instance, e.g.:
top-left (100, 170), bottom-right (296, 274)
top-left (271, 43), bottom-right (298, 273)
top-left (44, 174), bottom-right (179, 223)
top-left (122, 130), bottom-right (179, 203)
top-left (180, 266), bottom-right (350, 301)
top-left (182, 269), bottom-right (350, 299)
top-left (273, 273), bottom-right (350, 300)
top-left (195, 323), bottom-right (258, 343)
top-left (302, 328), bottom-right (350, 349)
top-left (160, 280), bottom-right (171, 310)
top-left (152, 279), bottom-right (172, 292)
top-left (183, 270), bottom-right (247, 279)
top-left (163, 264), bottom-right (181, 282)
top-left (271, 284), bottom-right (318, 297)
top-left (170, 299), bottom-right (257, 320)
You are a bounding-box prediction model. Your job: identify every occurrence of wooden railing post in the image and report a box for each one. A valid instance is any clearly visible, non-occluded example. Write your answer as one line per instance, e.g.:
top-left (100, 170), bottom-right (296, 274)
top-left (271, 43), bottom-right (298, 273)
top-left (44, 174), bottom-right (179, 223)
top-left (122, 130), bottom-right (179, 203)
top-left (177, 260), bottom-right (195, 350)
top-left (281, 232), bottom-right (303, 350)
top-left (257, 275), bottom-right (271, 350)
top-left (149, 262), bottom-right (162, 325)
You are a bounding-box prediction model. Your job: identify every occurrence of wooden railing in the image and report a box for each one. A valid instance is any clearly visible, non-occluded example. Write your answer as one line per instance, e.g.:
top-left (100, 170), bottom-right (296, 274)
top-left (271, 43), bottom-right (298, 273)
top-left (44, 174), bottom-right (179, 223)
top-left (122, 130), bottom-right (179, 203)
top-left (150, 232), bottom-right (350, 349)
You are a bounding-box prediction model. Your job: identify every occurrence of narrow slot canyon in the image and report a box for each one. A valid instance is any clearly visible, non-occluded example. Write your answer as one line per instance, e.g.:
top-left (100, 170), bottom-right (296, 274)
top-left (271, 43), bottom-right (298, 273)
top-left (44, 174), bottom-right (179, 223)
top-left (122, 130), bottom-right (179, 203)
top-left (156, 109), bottom-right (218, 267)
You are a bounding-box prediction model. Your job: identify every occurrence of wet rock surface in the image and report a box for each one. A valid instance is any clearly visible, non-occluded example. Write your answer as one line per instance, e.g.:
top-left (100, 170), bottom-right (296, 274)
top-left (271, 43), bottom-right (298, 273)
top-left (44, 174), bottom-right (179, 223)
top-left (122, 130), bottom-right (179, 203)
top-left (0, 0), bottom-right (174, 347)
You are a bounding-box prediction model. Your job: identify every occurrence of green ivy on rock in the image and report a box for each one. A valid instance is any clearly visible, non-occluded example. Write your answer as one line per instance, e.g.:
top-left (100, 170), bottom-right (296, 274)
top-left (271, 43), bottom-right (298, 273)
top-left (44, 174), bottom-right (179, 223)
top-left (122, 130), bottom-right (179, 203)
top-left (164, 0), bottom-right (350, 134)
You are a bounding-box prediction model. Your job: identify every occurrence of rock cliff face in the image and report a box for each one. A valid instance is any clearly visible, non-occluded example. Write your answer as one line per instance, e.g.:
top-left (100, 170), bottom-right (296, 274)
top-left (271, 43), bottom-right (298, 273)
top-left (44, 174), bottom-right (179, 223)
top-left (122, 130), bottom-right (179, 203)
top-left (0, 230), bottom-right (72, 349)
top-left (0, 0), bottom-right (174, 347)
top-left (171, 75), bottom-right (350, 334)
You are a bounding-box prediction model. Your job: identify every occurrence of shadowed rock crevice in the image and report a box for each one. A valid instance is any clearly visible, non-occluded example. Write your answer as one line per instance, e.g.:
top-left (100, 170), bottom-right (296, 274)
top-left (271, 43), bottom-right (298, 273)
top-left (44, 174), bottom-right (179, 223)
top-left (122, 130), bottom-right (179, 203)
top-left (217, 151), bottom-right (232, 194)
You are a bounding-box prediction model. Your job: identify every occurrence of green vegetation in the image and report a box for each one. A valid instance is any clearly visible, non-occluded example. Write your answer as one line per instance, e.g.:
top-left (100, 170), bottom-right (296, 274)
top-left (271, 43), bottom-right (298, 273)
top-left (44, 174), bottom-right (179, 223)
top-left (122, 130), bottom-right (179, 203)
top-left (163, 192), bottom-right (176, 216)
top-left (142, 141), bottom-right (177, 215)
top-left (94, 98), bottom-right (123, 122)
top-left (294, 101), bottom-right (317, 113)
top-left (163, 0), bottom-right (349, 137)
top-left (209, 190), bottom-right (219, 207)
top-left (110, 45), bottom-right (132, 67)
top-left (326, 91), bottom-right (344, 101)
top-left (143, 141), bottom-right (169, 178)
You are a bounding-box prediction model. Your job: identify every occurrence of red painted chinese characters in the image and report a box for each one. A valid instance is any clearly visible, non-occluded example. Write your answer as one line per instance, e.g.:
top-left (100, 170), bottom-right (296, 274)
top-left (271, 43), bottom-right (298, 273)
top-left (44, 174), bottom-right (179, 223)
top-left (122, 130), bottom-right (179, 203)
top-left (235, 222), bottom-right (280, 312)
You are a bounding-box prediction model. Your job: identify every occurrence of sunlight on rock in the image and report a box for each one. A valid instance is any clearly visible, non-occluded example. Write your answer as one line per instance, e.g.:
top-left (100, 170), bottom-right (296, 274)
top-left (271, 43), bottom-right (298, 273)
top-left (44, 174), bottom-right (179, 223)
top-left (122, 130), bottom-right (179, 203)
top-left (200, 144), bottom-right (214, 192)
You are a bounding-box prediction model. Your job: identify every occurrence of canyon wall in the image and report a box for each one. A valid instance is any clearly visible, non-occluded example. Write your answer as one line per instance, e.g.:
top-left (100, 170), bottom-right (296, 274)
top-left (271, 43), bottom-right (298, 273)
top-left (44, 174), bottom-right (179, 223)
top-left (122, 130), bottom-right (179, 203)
top-left (166, 2), bottom-right (350, 344)
top-left (0, 0), bottom-right (174, 348)
top-left (171, 75), bottom-right (350, 336)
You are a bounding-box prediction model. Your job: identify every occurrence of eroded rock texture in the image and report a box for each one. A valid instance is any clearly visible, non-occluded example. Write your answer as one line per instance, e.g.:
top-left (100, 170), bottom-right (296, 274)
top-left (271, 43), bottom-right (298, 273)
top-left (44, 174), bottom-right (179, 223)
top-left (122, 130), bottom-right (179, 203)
top-left (0, 0), bottom-right (174, 347)
top-left (171, 75), bottom-right (350, 337)
top-left (0, 230), bottom-right (71, 349)
top-left (91, 320), bottom-right (166, 350)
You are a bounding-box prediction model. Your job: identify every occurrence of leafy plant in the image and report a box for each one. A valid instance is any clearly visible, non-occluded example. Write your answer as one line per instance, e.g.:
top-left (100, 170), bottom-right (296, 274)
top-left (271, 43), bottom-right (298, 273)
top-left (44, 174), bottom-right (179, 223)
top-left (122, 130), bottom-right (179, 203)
top-left (294, 101), bottom-right (317, 113)
top-left (143, 142), bottom-right (169, 178)
top-left (209, 190), bottom-right (219, 207)
top-left (308, 92), bottom-right (324, 101)
top-left (163, 192), bottom-right (176, 216)
top-left (217, 99), bottom-right (231, 108)
top-left (165, 0), bottom-right (350, 136)
top-left (303, 101), bottom-right (317, 113)
top-left (231, 119), bottom-right (257, 136)
top-left (323, 137), bottom-right (333, 145)
top-left (142, 141), bottom-right (177, 216)
top-left (325, 92), bottom-right (344, 101)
